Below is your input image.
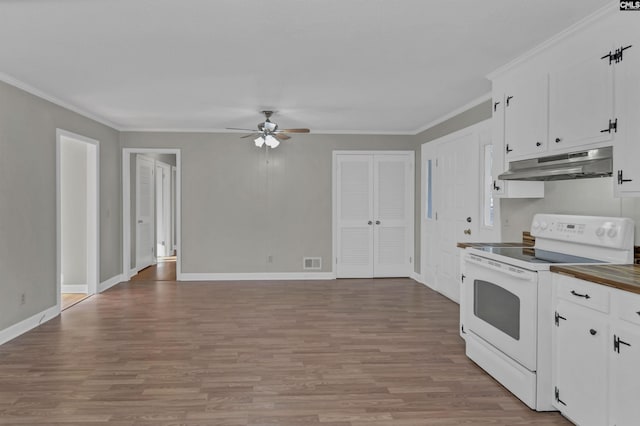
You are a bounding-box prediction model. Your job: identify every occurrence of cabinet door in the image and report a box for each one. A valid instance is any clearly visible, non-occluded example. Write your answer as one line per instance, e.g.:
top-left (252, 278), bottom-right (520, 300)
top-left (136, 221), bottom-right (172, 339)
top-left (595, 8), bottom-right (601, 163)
top-left (372, 154), bottom-right (412, 277)
top-left (504, 76), bottom-right (548, 160)
top-left (336, 155), bottom-right (374, 278)
top-left (614, 39), bottom-right (640, 195)
top-left (553, 300), bottom-right (608, 426)
top-left (549, 41), bottom-right (615, 152)
top-left (490, 94), bottom-right (544, 199)
top-left (610, 322), bottom-right (640, 426)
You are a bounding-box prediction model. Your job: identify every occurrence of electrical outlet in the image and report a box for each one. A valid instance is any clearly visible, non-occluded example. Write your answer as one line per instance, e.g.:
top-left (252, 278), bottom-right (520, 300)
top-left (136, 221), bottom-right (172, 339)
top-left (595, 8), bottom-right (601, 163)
top-left (20, 293), bottom-right (26, 305)
top-left (267, 255), bottom-right (273, 263)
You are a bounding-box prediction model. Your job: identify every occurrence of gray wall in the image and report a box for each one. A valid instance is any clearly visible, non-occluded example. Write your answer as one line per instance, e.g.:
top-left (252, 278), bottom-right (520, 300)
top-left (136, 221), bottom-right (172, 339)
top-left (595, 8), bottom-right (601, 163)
top-left (60, 139), bottom-right (87, 285)
top-left (121, 132), bottom-right (416, 274)
top-left (0, 81), bottom-right (120, 330)
top-left (412, 100), bottom-right (493, 272)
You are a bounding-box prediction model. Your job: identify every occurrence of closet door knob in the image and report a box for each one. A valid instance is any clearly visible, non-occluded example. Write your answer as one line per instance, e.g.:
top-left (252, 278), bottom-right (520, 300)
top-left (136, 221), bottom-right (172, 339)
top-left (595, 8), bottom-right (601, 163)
top-left (375, 220), bottom-right (381, 225)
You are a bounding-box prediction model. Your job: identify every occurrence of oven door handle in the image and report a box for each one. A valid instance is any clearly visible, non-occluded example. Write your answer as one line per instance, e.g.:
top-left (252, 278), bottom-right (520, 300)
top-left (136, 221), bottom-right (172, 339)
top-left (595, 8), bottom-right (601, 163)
top-left (465, 255), bottom-right (535, 281)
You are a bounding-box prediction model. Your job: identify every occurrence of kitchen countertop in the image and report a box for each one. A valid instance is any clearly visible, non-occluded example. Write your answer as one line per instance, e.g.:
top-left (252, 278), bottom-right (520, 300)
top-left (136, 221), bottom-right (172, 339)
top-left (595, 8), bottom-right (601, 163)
top-left (456, 242), bottom-right (526, 249)
top-left (550, 264), bottom-right (640, 295)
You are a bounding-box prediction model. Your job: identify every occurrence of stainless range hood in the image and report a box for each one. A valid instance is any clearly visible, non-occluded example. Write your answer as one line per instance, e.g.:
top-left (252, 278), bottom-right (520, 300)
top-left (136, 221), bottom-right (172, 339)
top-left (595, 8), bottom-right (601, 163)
top-left (498, 147), bottom-right (612, 181)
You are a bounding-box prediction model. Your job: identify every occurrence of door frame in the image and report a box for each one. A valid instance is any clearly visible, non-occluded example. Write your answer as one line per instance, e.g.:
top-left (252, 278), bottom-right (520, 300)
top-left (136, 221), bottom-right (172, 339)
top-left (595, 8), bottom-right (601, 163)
top-left (332, 150), bottom-right (415, 278)
top-left (155, 161), bottom-right (172, 258)
top-left (56, 129), bottom-right (100, 311)
top-left (122, 148), bottom-right (182, 280)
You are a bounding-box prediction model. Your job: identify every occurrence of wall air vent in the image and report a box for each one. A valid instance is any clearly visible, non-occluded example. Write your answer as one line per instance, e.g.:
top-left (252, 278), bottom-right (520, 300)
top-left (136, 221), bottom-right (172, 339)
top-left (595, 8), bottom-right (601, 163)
top-left (303, 257), bottom-right (322, 270)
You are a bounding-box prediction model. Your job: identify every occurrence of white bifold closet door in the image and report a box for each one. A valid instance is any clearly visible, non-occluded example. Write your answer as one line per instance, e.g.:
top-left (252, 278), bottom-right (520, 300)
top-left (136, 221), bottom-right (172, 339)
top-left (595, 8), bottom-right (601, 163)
top-left (336, 152), bottom-right (413, 278)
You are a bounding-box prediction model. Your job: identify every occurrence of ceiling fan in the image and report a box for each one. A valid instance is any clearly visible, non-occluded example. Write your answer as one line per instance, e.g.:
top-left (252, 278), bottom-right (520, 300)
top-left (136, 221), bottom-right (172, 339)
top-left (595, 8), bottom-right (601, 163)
top-left (226, 110), bottom-right (310, 148)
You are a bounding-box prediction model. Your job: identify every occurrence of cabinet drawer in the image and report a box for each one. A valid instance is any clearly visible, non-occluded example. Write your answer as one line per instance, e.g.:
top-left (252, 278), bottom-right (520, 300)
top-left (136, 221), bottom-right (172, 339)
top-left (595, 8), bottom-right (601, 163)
top-left (613, 289), bottom-right (640, 326)
top-left (555, 274), bottom-right (610, 313)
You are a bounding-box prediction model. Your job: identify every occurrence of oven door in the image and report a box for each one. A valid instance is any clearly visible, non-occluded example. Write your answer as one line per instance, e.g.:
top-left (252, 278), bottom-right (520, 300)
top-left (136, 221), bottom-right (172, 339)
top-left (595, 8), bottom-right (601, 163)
top-left (463, 253), bottom-right (538, 371)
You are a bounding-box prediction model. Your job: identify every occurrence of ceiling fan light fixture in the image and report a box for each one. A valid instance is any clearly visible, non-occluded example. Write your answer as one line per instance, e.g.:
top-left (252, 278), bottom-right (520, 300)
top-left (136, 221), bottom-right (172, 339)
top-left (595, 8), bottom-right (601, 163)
top-left (265, 134), bottom-right (279, 148)
top-left (254, 136), bottom-right (265, 147)
top-left (263, 121), bottom-right (277, 132)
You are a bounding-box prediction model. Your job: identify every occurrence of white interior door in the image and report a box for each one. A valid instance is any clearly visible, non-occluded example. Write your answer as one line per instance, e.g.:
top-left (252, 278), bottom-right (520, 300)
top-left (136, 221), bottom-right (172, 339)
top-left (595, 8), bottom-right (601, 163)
top-left (434, 129), bottom-right (481, 302)
top-left (155, 162), bottom-right (171, 258)
top-left (136, 155), bottom-right (155, 270)
top-left (336, 154), bottom-right (374, 278)
top-left (373, 154), bottom-right (413, 277)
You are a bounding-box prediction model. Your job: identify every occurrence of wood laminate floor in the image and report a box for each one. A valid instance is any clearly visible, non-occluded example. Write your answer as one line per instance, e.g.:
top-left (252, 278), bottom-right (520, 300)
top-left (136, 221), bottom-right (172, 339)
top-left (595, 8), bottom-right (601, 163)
top-left (0, 279), bottom-right (570, 425)
top-left (131, 256), bottom-right (176, 282)
top-left (61, 293), bottom-right (90, 311)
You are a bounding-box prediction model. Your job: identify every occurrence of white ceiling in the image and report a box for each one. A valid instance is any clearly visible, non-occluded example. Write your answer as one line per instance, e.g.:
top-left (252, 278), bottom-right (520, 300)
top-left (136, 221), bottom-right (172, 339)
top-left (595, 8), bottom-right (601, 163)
top-left (0, 0), bottom-right (612, 133)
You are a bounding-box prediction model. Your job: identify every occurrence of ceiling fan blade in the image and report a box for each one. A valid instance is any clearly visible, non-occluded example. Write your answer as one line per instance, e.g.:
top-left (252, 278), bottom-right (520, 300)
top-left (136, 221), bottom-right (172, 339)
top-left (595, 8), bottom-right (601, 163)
top-left (240, 133), bottom-right (260, 139)
top-left (277, 128), bottom-right (310, 134)
top-left (274, 133), bottom-right (291, 141)
top-left (226, 127), bottom-right (257, 132)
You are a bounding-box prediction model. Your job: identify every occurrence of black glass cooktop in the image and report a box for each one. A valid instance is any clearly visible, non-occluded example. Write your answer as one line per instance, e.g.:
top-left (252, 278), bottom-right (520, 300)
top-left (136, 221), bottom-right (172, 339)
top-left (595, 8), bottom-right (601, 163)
top-left (474, 246), bottom-right (604, 264)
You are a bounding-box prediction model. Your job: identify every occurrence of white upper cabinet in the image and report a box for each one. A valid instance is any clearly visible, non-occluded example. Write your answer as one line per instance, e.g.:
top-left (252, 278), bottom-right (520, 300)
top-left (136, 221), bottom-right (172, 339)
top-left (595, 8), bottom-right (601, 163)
top-left (613, 22), bottom-right (640, 196)
top-left (548, 38), bottom-right (615, 152)
top-left (504, 76), bottom-right (549, 160)
top-left (489, 5), bottom-right (640, 197)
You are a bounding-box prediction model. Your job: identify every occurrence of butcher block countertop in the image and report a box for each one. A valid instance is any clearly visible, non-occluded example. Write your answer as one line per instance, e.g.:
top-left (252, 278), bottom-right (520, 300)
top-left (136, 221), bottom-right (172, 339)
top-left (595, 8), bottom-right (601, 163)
top-left (550, 264), bottom-right (640, 295)
top-left (456, 242), bottom-right (525, 249)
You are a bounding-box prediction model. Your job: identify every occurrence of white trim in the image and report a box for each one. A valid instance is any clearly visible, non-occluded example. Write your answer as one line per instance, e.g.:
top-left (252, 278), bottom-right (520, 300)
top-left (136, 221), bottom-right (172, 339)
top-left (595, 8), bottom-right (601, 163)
top-left (180, 272), bottom-right (337, 281)
top-left (0, 305), bottom-right (59, 346)
top-left (56, 129), bottom-right (100, 313)
top-left (98, 274), bottom-right (124, 292)
top-left (413, 93), bottom-right (492, 136)
top-left (62, 284), bottom-right (88, 293)
top-left (123, 148), bottom-right (182, 281)
top-left (0, 72), bottom-right (120, 130)
top-left (123, 127), bottom-right (416, 135)
top-left (128, 267), bottom-right (139, 279)
top-left (410, 271), bottom-right (425, 285)
top-left (486, 2), bottom-right (616, 80)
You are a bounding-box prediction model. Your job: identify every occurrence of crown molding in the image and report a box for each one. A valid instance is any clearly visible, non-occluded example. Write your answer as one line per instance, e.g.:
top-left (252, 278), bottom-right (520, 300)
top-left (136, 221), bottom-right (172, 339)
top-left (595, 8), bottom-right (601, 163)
top-left (486, 1), bottom-right (617, 81)
top-left (0, 72), bottom-right (122, 130)
top-left (412, 93), bottom-right (492, 136)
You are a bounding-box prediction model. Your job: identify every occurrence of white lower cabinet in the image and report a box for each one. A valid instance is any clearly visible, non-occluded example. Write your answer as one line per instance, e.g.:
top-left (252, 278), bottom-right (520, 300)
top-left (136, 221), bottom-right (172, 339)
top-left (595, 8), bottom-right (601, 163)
top-left (552, 273), bottom-right (640, 426)
top-left (553, 300), bottom-right (608, 426)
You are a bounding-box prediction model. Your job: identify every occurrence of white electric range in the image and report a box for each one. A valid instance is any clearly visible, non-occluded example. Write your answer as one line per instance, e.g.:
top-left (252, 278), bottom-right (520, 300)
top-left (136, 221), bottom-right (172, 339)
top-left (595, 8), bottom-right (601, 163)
top-left (460, 214), bottom-right (635, 411)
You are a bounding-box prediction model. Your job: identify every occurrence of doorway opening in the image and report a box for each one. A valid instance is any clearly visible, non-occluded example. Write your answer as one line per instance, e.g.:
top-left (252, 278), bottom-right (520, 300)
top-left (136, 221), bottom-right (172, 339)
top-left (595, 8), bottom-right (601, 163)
top-left (123, 149), bottom-right (181, 282)
top-left (56, 129), bottom-right (99, 311)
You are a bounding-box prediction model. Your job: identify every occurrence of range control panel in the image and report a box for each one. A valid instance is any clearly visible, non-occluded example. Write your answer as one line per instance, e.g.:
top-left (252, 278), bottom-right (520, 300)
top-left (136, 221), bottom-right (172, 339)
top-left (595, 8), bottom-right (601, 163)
top-left (531, 214), bottom-right (635, 249)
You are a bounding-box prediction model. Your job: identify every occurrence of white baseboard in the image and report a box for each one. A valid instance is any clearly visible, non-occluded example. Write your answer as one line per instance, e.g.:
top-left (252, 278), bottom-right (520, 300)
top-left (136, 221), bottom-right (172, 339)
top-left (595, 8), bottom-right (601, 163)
top-left (61, 284), bottom-right (88, 293)
top-left (98, 274), bottom-right (123, 292)
top-left (0, 305), bottom-right (59, 346)
top-left (179, 272), bottom-right (337, 281)
top-left (410, 271), bottom-right (425, 284)
top-left (128, 267), bottom-right (139, 279)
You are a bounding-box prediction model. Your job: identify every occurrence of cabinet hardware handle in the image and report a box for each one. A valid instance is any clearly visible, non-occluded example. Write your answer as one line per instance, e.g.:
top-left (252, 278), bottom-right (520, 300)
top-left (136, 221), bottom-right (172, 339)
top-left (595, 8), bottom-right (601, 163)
top-left (463, 228), bottom-right (472, 235)
top-left (636, 311), bottom-right (640, 316)
top-left (614, 334), bottom-right (632, 353)
top-left (536, 142), bottom-right (542, 147)
top-left (493, 180), bottom-right (501, 191)
top-left (590, 329), bottom-right (597, 336)
top-left (493, 101), bottom-right (500, 112)
top-left (506, 144), bottom-right (513, 153)
top-left (618, 170), bottom-right (633, 185)
top-left (555, 137), bottom-right (562, 143)
top-left (461, 274), bottom-right (466, 283)
top-left (466, 217), bottom-right (472, 223)
top-left (368, 221), bottom-right (373, 225)
top-left (600, 118), bottom-right (618, 134)
top-left (570, 290), bottom-right (591, 299)
top-left (554, 311), bottom-right (567, 326)
top-left (375, 220), bottom-right (381, 225)
top-left (506, 95), bottom-right (513, 106)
